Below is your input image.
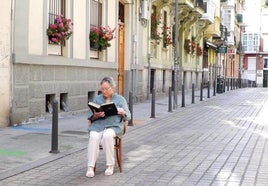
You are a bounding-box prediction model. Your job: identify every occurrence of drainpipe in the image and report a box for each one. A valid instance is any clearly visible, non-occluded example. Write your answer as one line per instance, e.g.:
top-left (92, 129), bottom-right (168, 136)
top-left (130, 0), bottom-right (136, 100)
top-left (9, 0), bottom-right (15, 125)
top-left (146, 0), bottom-right (152, 100)
top-left (173, 0), bottom-right (179, 109)
top-left (238, 26), bottom-right (242, 88)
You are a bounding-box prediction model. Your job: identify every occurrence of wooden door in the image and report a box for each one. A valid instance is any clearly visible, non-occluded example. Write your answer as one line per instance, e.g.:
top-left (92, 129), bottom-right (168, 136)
top-left (118, 24), bottom-right (125, 95)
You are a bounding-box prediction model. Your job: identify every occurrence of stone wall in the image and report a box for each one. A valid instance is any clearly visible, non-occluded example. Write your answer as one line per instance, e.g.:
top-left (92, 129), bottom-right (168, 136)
top-left (11, 62), bottom-right (118, 125)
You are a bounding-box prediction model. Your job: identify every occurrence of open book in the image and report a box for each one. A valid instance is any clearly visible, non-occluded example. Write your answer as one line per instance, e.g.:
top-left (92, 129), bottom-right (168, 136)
top-left (88, 102), bottom-right (118, 117)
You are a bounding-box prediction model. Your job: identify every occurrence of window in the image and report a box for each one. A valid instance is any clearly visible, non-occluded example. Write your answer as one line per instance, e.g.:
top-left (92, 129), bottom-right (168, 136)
top-left (60, 93), bottom-right (69, 112)
top-left (91, 0), bottom-right (102, 27)
top-left (264, 59), bottom-right (268, 69)
top-left (48, 0), bottom-right (66, 45)
top-left (151, 5), bottom-right (158, 39)
top-left (243, 33), bottom-right (259, 52)
top-left (90, 0), bottom-right (102, 57)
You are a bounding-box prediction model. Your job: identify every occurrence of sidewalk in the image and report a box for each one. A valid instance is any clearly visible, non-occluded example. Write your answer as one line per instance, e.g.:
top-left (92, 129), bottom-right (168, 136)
top-left (0, 89), bottom-right (195, 179)
top-left (2, 88), bottom-right (267, 185)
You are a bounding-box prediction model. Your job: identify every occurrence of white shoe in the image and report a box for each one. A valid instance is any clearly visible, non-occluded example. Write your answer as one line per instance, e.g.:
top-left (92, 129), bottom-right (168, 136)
top-left (105, 166), bottom-right (114, 176)
top-left (86, 167), bottom-right (94, 178)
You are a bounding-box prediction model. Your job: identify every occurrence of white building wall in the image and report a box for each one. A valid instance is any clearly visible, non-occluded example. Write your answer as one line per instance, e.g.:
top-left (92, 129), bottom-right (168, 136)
top-left (10, 0), bottom-right (121, 125)
top-left (28, 0), bottom-right (43, 55)
top-left (73, 0), bottom-right (87, 59)
top-left (0, 0), bottom-right (12, 127)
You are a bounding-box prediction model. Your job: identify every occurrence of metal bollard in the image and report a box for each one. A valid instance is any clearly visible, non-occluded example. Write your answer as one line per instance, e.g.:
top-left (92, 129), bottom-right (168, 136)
top-left (213, 80), bottom-right (216, 96)
top-left (207, 81), bottom-right (210, 98)
top-left (181, 84), bottom-right (185, 107)
top-left (168, 87), bottom-right (172, 112)
top-left (227, 79), bottom-right (230, 91)
top-left (191, 83), bottom-right (195, 104)
top-left (150, 88), bottom-right (155, 118)
top-left (50, 99), bottom-right (59, 153)
top-left (128, 91), bottom-right (133, 126)
top-left (200, 82), bottom-right (203, 101)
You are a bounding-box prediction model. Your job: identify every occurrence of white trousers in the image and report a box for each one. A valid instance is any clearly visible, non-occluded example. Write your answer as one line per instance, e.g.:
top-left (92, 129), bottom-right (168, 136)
top-left (87, 128), bottom-right (116, 168)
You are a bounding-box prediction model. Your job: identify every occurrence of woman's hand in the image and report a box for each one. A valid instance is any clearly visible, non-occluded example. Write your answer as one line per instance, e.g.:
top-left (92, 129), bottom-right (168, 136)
top-left (117, 108), bottom-right (126, 117)
top-left (93, 110), bottom-right (105, 119)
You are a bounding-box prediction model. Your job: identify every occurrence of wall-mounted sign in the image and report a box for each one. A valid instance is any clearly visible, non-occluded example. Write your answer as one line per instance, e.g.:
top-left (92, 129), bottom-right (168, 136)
top-left (218, 46), bottom-right (227, 53)
top-left (228, 48), bottom-right (236, 55)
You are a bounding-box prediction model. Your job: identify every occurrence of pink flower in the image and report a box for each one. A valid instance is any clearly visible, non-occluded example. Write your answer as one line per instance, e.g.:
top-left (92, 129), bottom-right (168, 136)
top-left (50, 24), bottom-right (57, 29)
top-left (59, 23), bottom-right (64, 28)
top-left (90, 25), bottom-right (116, 48)
top-left (51, 37), bottom-right (58, 42)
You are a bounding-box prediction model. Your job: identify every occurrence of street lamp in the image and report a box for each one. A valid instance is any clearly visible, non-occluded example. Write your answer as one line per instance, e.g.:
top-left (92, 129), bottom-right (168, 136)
top-left (173, 0), bottom-right (179, 109)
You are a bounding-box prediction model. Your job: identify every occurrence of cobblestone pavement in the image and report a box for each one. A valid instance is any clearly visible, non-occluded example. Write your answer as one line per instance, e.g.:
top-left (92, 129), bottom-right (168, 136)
top-left (1, 88), bottom-right (268, 186)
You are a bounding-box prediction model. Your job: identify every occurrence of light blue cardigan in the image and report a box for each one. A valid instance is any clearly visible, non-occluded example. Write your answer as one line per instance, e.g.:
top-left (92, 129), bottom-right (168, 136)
top-left (88, 93), bottom-right (131, 137)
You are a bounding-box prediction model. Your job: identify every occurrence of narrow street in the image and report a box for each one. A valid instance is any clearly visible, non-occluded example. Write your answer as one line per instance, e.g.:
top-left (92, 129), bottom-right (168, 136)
top-left (1, 88), bottom-right (268, 185)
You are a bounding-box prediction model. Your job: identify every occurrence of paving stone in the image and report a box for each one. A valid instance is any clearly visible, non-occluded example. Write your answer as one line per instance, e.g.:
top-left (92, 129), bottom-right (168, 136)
top-left (1, 88), bottom-right (268, 185)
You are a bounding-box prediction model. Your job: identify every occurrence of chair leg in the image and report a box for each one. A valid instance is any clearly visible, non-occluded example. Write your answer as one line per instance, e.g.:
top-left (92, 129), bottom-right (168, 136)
top-left (116, 139), bottom-right (123, 172)
top-left (118, 139), bottom-right (123, 172)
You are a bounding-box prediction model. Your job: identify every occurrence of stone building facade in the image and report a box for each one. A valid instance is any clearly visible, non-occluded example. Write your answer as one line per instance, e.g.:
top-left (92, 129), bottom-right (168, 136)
top-left (0, 0), bottom-right (246, 127)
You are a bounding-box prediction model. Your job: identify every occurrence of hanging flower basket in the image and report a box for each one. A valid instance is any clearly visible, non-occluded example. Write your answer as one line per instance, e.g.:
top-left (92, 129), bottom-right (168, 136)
top-left (47, 15), bottom-right (73, 45)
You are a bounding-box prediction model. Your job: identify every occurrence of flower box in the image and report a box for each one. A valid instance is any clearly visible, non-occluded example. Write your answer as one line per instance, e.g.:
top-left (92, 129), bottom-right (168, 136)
top-left (90, 26), bottom-right (116, 50)
top-left (47, 15), bottom-right (73, 45)
top-left (90, 41), bottom-right (99, 51)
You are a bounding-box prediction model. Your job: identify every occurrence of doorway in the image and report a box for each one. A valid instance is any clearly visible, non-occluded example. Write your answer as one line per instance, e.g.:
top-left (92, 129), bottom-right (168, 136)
top-left (263, 70), bottom-right (268, 87)
top-left (118, 2), bottom-right (125, 95)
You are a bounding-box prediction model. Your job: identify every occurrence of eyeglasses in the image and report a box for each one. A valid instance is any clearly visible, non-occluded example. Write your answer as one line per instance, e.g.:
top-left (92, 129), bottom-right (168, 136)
top-left (101, 87), bottom-right (112, 92)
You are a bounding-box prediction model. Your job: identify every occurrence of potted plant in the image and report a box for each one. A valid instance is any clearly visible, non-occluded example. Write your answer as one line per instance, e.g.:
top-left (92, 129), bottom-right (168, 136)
top-left (90, 26), bottom-right (116, 51)
top-left (89, 26), bottom-right (100, 50)
top-left (47, 15), bottom-right (73, 45)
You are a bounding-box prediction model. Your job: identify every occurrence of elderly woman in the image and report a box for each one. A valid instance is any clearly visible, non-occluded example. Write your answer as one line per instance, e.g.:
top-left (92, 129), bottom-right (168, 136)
top-left (86, 77), bottom-right (131, 178)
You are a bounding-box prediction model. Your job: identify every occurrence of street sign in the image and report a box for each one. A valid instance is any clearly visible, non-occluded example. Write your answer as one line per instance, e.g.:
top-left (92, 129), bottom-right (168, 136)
top-left (228, 48), bottom-right (236, 55)
top-left (218, 46), bottom-right (227, 53)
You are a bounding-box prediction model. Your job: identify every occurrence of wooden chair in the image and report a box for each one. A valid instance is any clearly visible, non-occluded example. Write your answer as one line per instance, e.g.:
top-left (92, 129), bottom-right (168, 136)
top-left (94, 122), bottom-right (127, 173)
